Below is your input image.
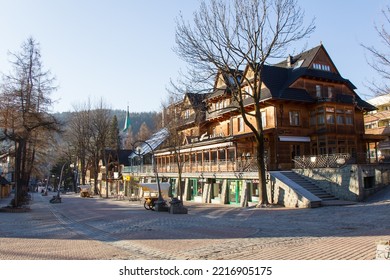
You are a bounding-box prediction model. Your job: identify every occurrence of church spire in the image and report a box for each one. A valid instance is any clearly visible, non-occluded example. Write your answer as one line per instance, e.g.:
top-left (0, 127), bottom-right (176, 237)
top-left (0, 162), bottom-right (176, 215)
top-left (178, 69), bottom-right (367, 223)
top-left (123, 106), bottom-right (130, 132)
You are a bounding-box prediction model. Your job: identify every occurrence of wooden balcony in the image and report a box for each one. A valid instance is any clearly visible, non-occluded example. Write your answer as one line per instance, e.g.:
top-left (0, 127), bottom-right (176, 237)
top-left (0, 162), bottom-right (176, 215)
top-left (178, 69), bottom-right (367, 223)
top-left (365, 126), bottom-right (390, 136)
top-left (125, 158), bottom-right (259, 176)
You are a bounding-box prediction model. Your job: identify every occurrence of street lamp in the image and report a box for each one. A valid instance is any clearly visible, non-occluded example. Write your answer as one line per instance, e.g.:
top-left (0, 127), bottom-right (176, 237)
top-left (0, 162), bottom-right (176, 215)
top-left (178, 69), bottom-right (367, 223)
top-left (50, 162), bottom-right (67, 203)
top-left (133, 140), bottom-right (165, 211)
top-left (104, 148), bottom-right (111, 198)
top-left (56, 163), bottom-right (67, 197)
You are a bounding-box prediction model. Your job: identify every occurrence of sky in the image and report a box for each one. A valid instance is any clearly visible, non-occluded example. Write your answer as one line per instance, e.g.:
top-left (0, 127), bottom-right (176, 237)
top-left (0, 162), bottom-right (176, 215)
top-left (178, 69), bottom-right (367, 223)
top-left (0, 0), bottom-right (389, 113)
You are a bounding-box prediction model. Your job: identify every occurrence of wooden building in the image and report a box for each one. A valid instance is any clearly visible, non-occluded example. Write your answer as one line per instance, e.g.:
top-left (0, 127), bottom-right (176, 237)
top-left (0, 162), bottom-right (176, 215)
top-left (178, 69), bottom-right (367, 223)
top-left (156, 44), bottom-right (375, 173)
top-left (136, 44), bottom-right (378, 206)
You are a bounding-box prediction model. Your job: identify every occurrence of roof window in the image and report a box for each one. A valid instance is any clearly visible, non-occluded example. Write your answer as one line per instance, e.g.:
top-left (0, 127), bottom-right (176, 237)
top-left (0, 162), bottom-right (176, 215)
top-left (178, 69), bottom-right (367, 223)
top-left (313, 63), bottom-right (330, 72)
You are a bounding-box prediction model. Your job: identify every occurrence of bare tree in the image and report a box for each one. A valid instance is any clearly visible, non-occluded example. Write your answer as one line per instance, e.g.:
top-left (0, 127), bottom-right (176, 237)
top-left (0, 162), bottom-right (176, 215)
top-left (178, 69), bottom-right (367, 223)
top-left (161, 101), bottom-right (185, 201)
top-left (161, 92), bottom-right (205, 202)
top-left (66, 98), bottom-right (111, 195)
top-left (173, 0), bottom-right (314, 206)
top-left (0, 37), bottom-right (60, 206)
top-left (89, 99), bottom-right (112, 194)
top-left (137, 122), bottom-right (152, 141)
top-left (122, 126), bottom-right (135, 149)
top-left (362, 6), bottom-right (390, 96)
top-left (66, 100), bottom-right (92, 186)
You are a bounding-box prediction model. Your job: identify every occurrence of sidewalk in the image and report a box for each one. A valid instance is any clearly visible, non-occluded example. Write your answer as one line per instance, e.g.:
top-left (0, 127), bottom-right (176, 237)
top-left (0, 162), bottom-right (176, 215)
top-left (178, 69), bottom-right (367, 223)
top-left (1, 189), bottom-right (389, 260)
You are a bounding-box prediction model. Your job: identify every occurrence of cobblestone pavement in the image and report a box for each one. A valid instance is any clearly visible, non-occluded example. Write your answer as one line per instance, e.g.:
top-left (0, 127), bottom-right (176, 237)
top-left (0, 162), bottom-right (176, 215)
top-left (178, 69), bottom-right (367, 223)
top-left (0, 188), bottom-right (389, 260)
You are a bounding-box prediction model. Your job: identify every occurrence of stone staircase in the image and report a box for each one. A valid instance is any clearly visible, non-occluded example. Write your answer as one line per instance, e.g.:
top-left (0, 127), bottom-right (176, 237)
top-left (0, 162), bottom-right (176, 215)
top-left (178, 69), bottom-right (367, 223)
top-left (280, 171), bottom-right (338, 207)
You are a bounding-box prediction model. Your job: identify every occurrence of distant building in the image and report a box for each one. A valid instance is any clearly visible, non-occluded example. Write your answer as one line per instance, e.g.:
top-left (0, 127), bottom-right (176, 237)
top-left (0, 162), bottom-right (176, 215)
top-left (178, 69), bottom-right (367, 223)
top-left (364, 94), bottom-right (390, 162)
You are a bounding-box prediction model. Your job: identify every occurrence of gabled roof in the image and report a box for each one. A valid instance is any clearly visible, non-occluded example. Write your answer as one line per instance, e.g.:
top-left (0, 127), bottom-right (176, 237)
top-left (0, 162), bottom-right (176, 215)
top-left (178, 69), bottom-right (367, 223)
top-left (275, 44), bottom-right (340, 74)
top-left (128, 128), bottom-right (169, 159)
top-left (118, 150), bottom-right (133, 165)
top-left (364, 110), bottom-right (390, 123)
top-left (366, 93), bottom-right (390, 107)
top-left (257, 44), bottom-right (376, 111)
top-left (213, 69), bottom-right (243, 90)
top-left (185, 92), bottom-right (207, 109)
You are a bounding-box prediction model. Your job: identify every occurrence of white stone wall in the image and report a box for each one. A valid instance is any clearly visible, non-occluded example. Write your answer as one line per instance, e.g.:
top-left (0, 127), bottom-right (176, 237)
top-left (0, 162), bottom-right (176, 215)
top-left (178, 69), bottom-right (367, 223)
top-left (294, 164), bottom-right (390, 201)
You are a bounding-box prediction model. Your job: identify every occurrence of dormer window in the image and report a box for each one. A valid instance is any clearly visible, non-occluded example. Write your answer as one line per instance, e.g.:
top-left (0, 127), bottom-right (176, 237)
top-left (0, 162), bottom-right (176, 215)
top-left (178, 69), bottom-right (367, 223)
top-left (184, 109), bottom-right (190, 119)
top-left (313, 63), bottom-right (331, 72)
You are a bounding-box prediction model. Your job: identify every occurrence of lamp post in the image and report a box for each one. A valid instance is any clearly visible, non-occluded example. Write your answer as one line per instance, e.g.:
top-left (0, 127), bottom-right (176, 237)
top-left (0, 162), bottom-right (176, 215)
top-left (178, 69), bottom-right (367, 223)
top-left (133, 140), bottom-right (165, 210)
top-left (49, 162), bottom-right (67, 203)
top-left (104, 148), bottom-right (111, 198)
top-left (56, 162), bottom-right (67, 198)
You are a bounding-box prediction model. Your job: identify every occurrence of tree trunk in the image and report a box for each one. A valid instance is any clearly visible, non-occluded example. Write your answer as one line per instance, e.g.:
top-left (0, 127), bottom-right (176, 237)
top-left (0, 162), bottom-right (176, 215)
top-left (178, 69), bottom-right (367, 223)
top-left (256, 133), bottom-right (269, 206)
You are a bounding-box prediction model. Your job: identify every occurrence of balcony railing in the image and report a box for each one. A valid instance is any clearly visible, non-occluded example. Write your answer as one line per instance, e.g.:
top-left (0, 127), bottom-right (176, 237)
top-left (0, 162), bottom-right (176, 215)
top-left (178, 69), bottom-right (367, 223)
top-left (123, 158), bottom-right (260, 175)
top-left (293, 153), bottom-right (356, 168)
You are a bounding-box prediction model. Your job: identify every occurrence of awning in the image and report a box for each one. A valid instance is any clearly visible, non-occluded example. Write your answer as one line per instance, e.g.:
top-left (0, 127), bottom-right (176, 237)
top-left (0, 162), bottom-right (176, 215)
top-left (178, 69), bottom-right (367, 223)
top-left (279, 136), bottom-right (311, 142)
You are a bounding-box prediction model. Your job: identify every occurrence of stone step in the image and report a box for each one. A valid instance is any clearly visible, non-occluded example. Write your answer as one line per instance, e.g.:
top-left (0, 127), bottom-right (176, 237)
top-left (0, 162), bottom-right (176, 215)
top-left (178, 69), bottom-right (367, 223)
top-left (281, 171), bottom-right (338, 204)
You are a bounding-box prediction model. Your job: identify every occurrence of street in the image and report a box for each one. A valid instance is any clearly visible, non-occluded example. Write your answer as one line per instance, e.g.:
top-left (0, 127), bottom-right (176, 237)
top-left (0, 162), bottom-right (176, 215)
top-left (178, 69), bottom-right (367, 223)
top-left (0, 189), bottom-right (390, 260)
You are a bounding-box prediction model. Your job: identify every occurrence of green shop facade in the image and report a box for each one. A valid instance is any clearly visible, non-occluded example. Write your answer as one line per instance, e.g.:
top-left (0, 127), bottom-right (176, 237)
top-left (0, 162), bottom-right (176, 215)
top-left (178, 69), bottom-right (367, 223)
top-left (168, 175), bottom-right (260, 206)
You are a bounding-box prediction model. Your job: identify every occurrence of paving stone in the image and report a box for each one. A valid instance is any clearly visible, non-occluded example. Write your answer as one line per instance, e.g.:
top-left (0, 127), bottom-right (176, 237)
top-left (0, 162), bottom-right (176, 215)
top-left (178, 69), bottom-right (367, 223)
top-left (0, 189), bottom-right (389, 260)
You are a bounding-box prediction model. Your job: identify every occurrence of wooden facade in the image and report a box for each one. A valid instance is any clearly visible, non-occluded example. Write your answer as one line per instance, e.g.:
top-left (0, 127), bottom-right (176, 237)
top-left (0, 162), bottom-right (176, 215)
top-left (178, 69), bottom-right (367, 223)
top-left (155, 44), bottom-right (375, 172)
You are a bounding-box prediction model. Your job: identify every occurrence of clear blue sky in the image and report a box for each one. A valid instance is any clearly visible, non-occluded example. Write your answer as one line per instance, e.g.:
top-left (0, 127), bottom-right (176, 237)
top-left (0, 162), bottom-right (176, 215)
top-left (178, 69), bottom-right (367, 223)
top-left (0, 0), bottom-right (388, 113)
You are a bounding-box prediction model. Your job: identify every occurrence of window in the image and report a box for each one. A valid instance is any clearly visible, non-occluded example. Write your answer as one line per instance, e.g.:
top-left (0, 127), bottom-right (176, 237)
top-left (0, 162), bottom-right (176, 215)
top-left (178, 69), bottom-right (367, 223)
top-left (318, 114), bottom-right (325, 125)
top-left (261, 111), bottom-right (267, 128)
top-left (326, 114), bottom-right (335, 124)
top-left (313, 63), bottom-right (331, 72)
top-left (316, 85), bottom-right (322, 98)
top-left (246, 86), bottom-right (252, 96)
top-left (328, 87), bottom-right (333, 98)
top-left (289, 111), bottom-right (300, 126)
top-left (326, 107), bottom-right (335, 113)
top-left (184, 109), bottom-right (190, 119)
top-left (310, 111), bottom-right (316, 126)
top-left (325, 107), bottom-right (335, 124)
top-left (346, 116), bottom-right (353, 125)
top-left (337, 115), bottom-right (344, 125)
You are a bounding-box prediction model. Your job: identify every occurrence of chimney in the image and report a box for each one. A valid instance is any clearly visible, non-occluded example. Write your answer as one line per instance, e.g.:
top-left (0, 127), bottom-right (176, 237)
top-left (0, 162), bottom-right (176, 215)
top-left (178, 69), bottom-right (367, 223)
top-left (287, 55), bottom-right (293, 67)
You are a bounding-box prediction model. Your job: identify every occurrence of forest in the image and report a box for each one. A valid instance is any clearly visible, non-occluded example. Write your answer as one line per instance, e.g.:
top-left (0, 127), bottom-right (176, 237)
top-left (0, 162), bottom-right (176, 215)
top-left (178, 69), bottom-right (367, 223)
top-left (54, 110), bottom-right (159, 138)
